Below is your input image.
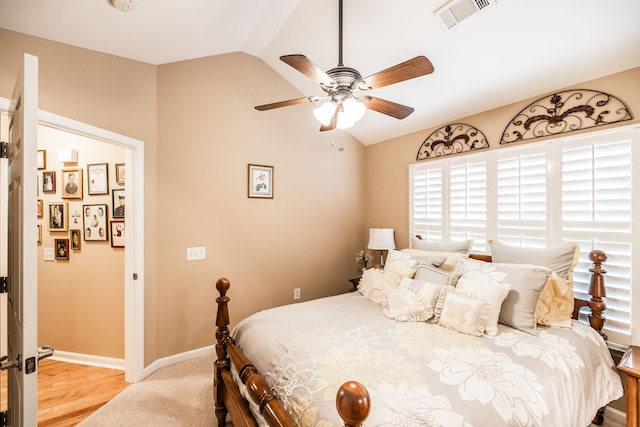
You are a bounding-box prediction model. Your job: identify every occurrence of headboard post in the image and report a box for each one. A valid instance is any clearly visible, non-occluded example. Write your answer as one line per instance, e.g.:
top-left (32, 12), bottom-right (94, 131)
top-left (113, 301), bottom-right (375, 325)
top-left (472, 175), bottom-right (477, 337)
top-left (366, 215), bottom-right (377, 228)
top-left (588, 250), bottom-right (608, 340)
top-left (214, 277), bottom-right (233, 426)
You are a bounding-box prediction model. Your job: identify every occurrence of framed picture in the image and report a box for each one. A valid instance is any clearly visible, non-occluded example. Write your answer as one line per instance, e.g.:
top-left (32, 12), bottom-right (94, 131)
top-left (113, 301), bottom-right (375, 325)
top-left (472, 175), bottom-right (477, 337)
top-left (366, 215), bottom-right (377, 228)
top-left (110, 220), bottom-right (125, 248)
top-left (37, 150), bottom-right (46, 170)
top-left (82, 204), bottom-right (108, 241)
top-left (112, 189), bottom-right (125, 218)
top-left (115, 163), bottom-right (125, 184)
top-left (37, 225), bottom-right (42, 244)
top-left (248, 164), bottom-right (274, 199)
top-left (48, 202), bottom-right (68, 231)
top-left (70, 229), bottom-right (82, 250)
top-left (42, 171), bottom-right (56, 194)
top-left (37, 199), bottom-right (43, 218)
top-left (87, 163), bottom-right (109, 195)
top-left (62, 168), bottom-right (83, 199)
top-left (54, 239), bottom-right (69, 260)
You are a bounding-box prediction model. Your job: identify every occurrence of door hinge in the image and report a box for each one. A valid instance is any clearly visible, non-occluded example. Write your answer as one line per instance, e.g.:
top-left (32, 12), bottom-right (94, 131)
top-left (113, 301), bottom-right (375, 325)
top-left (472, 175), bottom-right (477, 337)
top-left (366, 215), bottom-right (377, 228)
top-left (0, 410), bottom-right (7, 427)
top-left (0, 141), bottom-right (7, 159)
top-left (0, 277), bottom-right (7, 293)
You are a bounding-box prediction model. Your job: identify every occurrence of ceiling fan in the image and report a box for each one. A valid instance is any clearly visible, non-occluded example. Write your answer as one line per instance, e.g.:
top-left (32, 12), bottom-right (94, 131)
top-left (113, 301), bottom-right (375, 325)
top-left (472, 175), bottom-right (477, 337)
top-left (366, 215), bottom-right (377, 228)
top-left (254, 0), bottom-right (435, 131)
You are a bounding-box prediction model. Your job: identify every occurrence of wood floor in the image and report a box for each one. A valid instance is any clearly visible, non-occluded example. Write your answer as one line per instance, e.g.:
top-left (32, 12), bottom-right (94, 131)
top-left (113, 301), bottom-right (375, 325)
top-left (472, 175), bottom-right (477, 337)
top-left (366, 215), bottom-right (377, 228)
top-left (1, 359), bottom-right (129, 426)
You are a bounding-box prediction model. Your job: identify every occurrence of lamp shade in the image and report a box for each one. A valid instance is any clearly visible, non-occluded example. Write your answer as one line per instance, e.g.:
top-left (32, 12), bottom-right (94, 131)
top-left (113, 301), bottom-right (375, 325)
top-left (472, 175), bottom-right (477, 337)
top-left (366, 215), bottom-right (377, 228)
top-left (367, 228), bottom-right (396, 250)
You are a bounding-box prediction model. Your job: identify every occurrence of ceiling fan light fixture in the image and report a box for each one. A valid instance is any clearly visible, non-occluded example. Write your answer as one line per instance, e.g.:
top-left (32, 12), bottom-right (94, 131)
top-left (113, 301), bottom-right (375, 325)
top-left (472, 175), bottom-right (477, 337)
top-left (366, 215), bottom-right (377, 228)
top-left (343, 98), bottom-right (366, 122)
top-left (313, 101), bottom-right (337, 126)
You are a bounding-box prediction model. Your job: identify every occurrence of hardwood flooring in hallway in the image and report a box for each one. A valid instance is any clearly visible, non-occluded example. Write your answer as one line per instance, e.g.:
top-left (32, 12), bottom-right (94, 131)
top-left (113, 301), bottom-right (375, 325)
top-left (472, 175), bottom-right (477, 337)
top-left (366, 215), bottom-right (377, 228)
top-left (1, 359), bottom-right (129, 426)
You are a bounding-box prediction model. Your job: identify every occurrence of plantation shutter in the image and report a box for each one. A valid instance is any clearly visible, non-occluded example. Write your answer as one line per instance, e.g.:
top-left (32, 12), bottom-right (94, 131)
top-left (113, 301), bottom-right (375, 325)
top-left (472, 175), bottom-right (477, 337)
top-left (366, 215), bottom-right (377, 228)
top-left (449, 159), bottom-right (487, 252)
top-left (411, 166), bottom-right (443, 241)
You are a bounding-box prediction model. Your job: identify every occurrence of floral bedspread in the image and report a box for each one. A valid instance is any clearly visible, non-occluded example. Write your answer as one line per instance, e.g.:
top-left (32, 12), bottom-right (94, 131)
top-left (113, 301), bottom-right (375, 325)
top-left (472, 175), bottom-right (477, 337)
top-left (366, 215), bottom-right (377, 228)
top-left (232, 292), bottom-right (623, 427)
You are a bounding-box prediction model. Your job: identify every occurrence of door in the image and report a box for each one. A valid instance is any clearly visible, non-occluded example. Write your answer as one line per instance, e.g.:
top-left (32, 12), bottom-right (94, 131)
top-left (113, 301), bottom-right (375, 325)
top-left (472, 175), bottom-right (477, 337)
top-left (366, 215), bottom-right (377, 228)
top-left (1, 52), bottom-right (39, 426)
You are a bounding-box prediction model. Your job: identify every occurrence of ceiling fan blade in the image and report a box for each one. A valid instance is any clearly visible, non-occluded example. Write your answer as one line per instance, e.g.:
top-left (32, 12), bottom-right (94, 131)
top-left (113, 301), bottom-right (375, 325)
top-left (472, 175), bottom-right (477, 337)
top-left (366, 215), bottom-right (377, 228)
top-left (361, 96), bottom-right (415, 119)
top-left (280, 54), bottom-right (335, 86)
top-left (360, 56), bottom-right (434, 90)
top-left (255, 96), bottom-right (320, 111)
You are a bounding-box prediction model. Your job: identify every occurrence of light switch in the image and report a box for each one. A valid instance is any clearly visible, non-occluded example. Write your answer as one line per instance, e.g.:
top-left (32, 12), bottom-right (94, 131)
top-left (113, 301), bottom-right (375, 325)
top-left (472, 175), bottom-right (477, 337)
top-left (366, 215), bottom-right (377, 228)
top-left (186, 246), bottom-right (206, 261)
top-left (44, 248), bottom-right (55, 261)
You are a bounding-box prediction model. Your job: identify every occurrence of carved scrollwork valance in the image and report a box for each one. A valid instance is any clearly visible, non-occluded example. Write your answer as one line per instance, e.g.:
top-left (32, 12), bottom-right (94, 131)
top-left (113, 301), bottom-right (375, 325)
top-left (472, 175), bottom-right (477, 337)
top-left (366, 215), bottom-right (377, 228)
top-left (500, 89), bottom-right (633, 144)
top-left (416, 123), bottom-right (489, 160)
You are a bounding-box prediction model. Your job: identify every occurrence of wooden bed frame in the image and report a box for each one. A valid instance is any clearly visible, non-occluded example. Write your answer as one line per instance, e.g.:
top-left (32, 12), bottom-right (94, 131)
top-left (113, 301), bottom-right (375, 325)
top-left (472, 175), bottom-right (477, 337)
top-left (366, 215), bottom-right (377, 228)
top-left (214, 249), bottom-right (610, 427)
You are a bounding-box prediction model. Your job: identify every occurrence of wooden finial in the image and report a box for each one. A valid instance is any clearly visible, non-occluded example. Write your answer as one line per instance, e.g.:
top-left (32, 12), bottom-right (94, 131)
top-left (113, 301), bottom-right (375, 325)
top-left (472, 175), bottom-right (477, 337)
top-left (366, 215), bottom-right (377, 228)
top-left (336, 381), bottom-right (370, 427)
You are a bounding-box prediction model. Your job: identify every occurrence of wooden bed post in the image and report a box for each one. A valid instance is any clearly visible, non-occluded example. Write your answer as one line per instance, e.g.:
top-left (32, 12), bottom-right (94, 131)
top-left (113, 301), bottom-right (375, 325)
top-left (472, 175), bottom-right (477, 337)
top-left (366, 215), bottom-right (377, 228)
top-left (214, 277), bottom-right (232, 426)
top-left (587, 249), bottom-right (608, 340)
top-left (336, 381), bottom-right (371, 427)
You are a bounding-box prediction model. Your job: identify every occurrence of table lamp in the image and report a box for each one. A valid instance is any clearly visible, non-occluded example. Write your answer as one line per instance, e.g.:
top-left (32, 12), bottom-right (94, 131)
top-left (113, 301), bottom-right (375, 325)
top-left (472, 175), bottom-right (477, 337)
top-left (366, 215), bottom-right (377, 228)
top-left (367, 228), bottom-right (396, 268)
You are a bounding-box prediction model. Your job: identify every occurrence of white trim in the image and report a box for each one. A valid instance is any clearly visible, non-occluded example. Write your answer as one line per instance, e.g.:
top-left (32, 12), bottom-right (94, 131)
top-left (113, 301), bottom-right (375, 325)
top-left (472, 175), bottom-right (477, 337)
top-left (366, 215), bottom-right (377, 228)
top-left (603, 405), bottom-right (626, 425)
top-left (141, 346), bottom-right (215, 380)
top-left (50, 350), bottom-right (125, 370)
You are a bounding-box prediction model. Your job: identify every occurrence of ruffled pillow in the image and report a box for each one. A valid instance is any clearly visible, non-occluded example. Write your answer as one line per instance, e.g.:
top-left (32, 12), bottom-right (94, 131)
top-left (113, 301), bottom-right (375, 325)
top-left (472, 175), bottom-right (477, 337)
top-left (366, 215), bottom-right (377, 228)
top-left (358, 268), bottom-right (401, 304)
top-left (535, 272), bottom-right (574, 327)
top-left (383, 277), bottom-right (448, 322)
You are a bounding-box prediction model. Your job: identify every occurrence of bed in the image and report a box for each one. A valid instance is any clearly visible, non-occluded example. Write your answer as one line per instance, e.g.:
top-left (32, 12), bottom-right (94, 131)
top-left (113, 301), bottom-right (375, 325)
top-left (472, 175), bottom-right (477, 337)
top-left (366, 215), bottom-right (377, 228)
top-left (214, 247), bottom-right (623, 427)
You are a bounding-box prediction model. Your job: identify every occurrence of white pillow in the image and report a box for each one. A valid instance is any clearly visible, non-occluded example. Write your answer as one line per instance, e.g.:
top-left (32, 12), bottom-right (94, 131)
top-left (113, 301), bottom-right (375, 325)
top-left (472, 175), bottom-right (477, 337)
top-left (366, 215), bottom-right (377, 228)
top-left (383, 277), bottom-right (448, 322)
top-left (358, 268), bottom-right (401, 304)
top-left (411, 237), bottom-right (474, 254)
top-left (414, 264), bottom-right (459, 287)
top-left (437, 290), bottom-right (490, 336)
top-left (401, 248), bottom-right (469, 272)
top-left (384, 250), bottom-right (419, 278)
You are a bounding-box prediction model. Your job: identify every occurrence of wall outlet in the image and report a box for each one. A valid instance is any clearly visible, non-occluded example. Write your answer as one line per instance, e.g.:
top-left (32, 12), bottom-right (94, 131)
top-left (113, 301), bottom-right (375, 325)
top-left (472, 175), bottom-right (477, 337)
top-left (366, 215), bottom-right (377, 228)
top-left (186, 246), bottom-right (206, 261)
top-left (293, 288), bottom-right (301, 300)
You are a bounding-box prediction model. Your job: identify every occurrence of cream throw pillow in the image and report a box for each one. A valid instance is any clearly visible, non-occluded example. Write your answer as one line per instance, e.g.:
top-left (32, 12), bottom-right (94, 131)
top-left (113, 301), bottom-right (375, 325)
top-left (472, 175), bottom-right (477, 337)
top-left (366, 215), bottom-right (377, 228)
top-left (438, 290), bottom-right (490, 336)
top-left (535, 272), bottom-right (574, 327)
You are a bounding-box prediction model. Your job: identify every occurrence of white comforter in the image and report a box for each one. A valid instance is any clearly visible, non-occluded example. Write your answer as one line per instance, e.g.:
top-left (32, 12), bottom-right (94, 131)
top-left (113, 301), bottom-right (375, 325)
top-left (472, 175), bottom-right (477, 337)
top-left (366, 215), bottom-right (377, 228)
top-left (233, 292), bottom-right (623, 427)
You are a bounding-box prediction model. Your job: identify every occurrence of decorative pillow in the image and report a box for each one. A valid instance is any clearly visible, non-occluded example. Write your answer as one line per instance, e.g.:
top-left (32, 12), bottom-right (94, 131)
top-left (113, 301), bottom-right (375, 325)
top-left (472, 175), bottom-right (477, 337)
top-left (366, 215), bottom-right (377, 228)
top-left (437, 290), bottom-right (490, 336)
top-left (383, 250), bottom-right (419, 278)
top-left (488, 240), bottom-right (580, 284)
top-left (455, 259), bottom-right (511, 336)
top-left (399, 249), bottom-right (446, 268)
top-left (411, 236), bottom-right (474, 254)
top-left (358, 268), bottom-right (401, 304)
top-left (402, 248), bottom-right (469, 272)
top-left (383, 277), bottom-right (447, 322)
top-left (535, 271), bottom-right (574, 327)
top-left (414, 264), bottom-right (459, 287)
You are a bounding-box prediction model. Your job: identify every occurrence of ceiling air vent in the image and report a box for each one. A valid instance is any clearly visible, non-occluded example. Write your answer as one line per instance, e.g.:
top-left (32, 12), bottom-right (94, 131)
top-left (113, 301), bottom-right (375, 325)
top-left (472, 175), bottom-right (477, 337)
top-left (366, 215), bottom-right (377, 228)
top-left (434, 0), bottom-right (497, 30)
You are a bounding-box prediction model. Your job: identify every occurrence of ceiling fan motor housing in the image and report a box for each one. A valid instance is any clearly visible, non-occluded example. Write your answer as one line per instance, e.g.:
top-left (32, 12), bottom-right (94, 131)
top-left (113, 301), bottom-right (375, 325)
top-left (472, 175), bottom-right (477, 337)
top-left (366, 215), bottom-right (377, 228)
top-left (324, 66), bottom-right (363, 92)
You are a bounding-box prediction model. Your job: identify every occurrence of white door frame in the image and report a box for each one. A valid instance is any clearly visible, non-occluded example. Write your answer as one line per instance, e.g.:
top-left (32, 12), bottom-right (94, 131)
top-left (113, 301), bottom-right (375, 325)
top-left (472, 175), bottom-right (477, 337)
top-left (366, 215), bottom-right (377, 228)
top-left (0, 97), bottom-right (146, 383)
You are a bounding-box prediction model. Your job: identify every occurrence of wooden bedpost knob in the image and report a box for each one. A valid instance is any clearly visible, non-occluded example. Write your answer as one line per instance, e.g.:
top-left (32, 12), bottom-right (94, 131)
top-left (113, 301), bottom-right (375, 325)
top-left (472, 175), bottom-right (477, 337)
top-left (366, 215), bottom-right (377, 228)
top-left (336, 381), bottom-right (370, 427)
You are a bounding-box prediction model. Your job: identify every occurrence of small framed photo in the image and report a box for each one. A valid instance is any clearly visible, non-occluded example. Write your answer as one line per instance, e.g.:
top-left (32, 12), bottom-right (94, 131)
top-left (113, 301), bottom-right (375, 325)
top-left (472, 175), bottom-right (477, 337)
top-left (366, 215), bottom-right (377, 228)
top-left (54, 239), bottom-right (69, 260)
top-left (62, 168), bottom-right (83, 199)
top-left (87, 163), bottom-right (109, 195)
top-left (70, 229), bottom-right (82, 250)
top-left (112, 189), bottom-right (125, 218)
top-left (37, 225), bottom-right (42, 244)
top-left (48, 202), bottom-right (68, 231)
top-left (248, 164), bottom-right (274, 199)
top-left (37, 199), bottom-right (43, 218)
top-left (83, 204), bottom-right (108, 241)
top-left (110, 220), bottom-right (125, 248)
top-left (42, 171), bottom-right (56, 193)
top-left (37, 150), bottom-right (46, 170)
top-left (115, 163), bottom-right (125, 185)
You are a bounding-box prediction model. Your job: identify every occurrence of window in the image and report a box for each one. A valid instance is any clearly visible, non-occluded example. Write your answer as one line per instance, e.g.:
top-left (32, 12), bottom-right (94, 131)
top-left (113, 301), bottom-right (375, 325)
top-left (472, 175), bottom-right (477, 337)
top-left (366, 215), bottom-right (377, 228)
top-left (409, 126), bottom-right (640, 346)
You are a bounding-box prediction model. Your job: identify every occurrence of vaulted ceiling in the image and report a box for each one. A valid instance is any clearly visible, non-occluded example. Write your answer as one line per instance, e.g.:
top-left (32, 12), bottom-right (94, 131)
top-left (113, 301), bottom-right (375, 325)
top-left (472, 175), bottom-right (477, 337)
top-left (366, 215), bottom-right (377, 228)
top-left (1, 0), bottom-right (639, 145)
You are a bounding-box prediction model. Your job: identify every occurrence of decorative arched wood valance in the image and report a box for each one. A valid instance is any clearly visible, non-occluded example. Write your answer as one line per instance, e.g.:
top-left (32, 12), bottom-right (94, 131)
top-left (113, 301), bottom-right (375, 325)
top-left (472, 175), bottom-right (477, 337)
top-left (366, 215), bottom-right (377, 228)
top-left (416, 123), bottom-right (489, 160)
top-left (500, 89), bottom-right (633, 144)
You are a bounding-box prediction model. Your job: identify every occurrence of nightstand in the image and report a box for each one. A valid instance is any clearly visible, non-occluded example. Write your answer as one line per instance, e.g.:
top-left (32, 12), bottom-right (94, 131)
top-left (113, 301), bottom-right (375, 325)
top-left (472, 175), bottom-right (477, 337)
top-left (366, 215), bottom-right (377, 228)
top-left (618, 345), bottom-right (640, 426)
top-left (348, 277), bottom-right (360, 292)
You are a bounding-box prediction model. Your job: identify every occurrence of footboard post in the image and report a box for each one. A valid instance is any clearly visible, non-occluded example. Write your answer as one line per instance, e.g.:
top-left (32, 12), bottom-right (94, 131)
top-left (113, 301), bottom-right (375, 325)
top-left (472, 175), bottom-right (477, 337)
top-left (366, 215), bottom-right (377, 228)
top-left (336, 381), bottom-right (370, 427)
top-left (214, 277), bottom-right (232, 426)
top-left (588, 250), bottom-right (607, 340)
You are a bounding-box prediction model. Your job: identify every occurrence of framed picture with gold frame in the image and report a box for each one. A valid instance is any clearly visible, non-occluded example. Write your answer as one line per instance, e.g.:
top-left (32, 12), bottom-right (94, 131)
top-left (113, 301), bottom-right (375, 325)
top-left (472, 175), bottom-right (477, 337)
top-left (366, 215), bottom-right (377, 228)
top-left (70, 229), bottom-right (82, 250)
top-left (62, 168), bottom-right (83, 199)
top-left (83, 204), bottom-right (108, 241)
top-left (248, 164), bottom-right (274, 199)
top-left (54, 239), bottom-right (69, 260)
top-left (48, 202), bottom-right (67, 231)
top-left (37, 150), bottom-right (46, 170)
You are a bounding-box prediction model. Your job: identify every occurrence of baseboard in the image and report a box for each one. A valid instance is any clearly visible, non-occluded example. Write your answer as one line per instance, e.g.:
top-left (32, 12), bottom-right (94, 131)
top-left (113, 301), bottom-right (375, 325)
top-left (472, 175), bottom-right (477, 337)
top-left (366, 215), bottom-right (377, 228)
top-left (605, 406), bottom-right (626, 424)
top-left (51, 350), bottom-right (125, 370)
top-left (141, 345), bottom-right (216, 380)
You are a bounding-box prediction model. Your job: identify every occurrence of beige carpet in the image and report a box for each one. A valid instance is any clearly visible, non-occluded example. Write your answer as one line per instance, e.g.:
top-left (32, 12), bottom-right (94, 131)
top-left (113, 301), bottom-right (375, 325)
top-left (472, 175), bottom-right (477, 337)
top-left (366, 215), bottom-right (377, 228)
top-left (78, 354), bottom-right (219, 426)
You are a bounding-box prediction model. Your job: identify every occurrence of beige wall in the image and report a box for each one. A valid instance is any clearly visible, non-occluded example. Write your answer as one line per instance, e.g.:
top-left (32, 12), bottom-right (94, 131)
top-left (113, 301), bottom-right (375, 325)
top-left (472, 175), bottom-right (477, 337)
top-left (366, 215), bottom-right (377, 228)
top-left (0, 29), bottom-right (366, 363)
top-left (37, 126), bottom-right (126, 358)
top-left (364, 66), bottom-right (640, 250)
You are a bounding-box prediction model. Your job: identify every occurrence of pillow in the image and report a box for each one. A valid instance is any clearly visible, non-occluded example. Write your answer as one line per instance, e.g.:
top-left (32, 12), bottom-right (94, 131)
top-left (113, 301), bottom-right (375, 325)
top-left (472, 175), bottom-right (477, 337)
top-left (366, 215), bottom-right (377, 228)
top-left (488, 240), bottom-right (580, 283)
top-left (383, 250), bottom-right (419, 278)
top-left (411, 236), bottom-right (474, 254)
top-left (399, 249), bottom-right (446, 268)
top-left (383, 277), bottom-right (447, 322)
top-left (401, 248), bottom-right (469, 272)
top-left (414, 264), bottom-right (459, 287)
top-left (437, 290), bottom-right (490, 336)
top-left (455, 259), bottom-right (511, 336)
top-left (535, 271), bottom-right (574, 327)
top-left (358, 268), bottom-right (401, 304)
